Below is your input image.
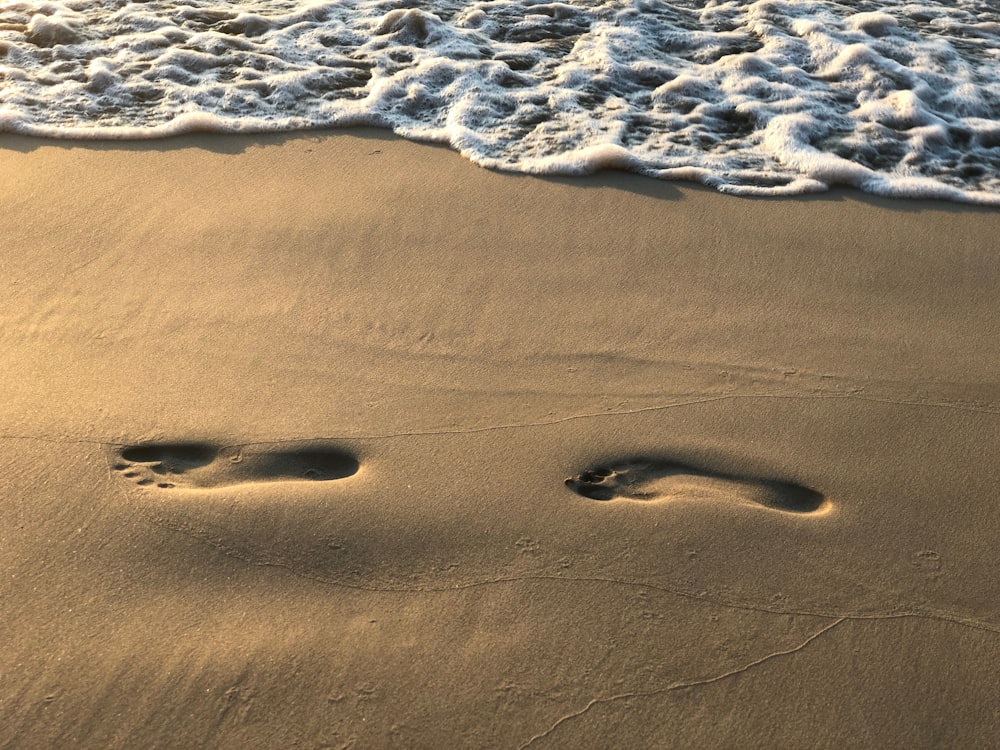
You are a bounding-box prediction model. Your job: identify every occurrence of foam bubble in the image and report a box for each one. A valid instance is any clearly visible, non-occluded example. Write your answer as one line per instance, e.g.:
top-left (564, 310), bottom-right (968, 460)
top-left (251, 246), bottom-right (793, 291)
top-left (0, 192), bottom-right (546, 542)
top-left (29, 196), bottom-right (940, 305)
top-left (25, 12), bottom-right (81, 46)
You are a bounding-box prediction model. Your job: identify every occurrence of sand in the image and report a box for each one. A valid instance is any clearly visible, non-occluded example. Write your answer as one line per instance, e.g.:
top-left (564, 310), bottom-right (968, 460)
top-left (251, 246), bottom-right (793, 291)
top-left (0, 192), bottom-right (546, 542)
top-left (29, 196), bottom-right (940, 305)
top-left (2, 129), bottom-right (999, 748)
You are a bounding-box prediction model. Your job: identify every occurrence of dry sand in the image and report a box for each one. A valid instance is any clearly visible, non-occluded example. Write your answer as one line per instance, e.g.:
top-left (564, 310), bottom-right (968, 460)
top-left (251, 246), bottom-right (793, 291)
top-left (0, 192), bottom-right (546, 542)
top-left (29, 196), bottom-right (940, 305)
top-left (2, 129), bottom-right (999, 748)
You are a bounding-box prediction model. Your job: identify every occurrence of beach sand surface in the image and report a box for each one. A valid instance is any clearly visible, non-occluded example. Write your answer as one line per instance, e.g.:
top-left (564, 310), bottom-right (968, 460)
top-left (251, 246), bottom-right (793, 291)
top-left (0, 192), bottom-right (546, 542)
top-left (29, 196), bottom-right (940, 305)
top-left (2, 130), bottom-right (999, 748)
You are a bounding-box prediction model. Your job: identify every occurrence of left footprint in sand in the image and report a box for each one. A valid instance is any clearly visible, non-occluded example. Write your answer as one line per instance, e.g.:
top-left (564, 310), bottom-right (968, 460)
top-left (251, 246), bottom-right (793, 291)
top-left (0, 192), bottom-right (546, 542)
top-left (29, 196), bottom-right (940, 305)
top-left (112, 442), bottom-right (360, 490)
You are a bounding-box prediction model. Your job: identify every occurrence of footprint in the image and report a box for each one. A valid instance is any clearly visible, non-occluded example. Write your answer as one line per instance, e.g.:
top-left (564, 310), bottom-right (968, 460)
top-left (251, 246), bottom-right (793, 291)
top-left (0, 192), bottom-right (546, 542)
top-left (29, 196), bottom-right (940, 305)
top-left (565, 458), bottom-right (826, 513)
top-left (112, 442), bottom-right (359, 490)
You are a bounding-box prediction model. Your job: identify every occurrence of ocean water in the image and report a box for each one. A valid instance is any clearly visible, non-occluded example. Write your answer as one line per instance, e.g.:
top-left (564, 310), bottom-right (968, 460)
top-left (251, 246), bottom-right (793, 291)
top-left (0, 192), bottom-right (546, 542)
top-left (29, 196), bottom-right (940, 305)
top-left (1, 0), bottom-right (998, 203)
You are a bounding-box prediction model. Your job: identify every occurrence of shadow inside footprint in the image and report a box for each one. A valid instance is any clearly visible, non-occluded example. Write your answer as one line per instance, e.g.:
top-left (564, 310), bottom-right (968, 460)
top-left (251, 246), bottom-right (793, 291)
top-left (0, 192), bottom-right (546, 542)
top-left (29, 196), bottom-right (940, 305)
top-left (566, 458), bottom-right (826, 514)
top-left (114, 442), bottom-right (359, 490)
top-left (119, 443), bottom-right (218, 473)
top-left (242, 449), bottom-right (360, 482)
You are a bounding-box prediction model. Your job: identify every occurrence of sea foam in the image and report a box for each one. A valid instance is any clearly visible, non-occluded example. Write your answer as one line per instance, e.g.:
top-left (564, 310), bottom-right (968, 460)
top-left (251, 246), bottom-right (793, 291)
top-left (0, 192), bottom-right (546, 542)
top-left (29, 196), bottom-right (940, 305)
top-left (1, 0), bottom-right (997, 204)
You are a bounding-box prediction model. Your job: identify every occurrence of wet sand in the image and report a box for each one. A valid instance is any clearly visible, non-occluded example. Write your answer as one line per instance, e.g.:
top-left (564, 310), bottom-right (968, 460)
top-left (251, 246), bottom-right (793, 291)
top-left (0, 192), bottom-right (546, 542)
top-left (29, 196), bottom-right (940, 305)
top-left (2, 130), bottom-right (999, 748)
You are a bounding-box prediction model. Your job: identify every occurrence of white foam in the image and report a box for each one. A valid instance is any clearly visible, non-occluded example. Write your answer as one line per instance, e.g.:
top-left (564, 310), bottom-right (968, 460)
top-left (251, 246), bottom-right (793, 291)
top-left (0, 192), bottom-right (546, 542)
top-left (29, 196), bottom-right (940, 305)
top-left (25, 11), bottom-right (81, 46)
top-left (847, 12), bottom-right (899, 37)
top-left (0, 0), bottom-right (997, 204)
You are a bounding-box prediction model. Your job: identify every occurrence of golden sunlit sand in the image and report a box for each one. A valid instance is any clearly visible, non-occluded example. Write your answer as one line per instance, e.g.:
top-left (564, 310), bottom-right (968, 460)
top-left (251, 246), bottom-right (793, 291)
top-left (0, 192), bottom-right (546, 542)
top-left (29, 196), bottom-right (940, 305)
top-left (2, 130), bottom-right (999, 748)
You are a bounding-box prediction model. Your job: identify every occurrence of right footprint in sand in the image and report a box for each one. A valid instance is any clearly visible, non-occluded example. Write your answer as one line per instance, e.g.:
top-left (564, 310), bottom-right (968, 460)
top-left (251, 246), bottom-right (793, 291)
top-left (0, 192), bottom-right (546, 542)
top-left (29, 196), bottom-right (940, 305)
top-left (112, 442), bottom-right (359, 490)
top-left (565, 458), bottom-right (827, 514)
